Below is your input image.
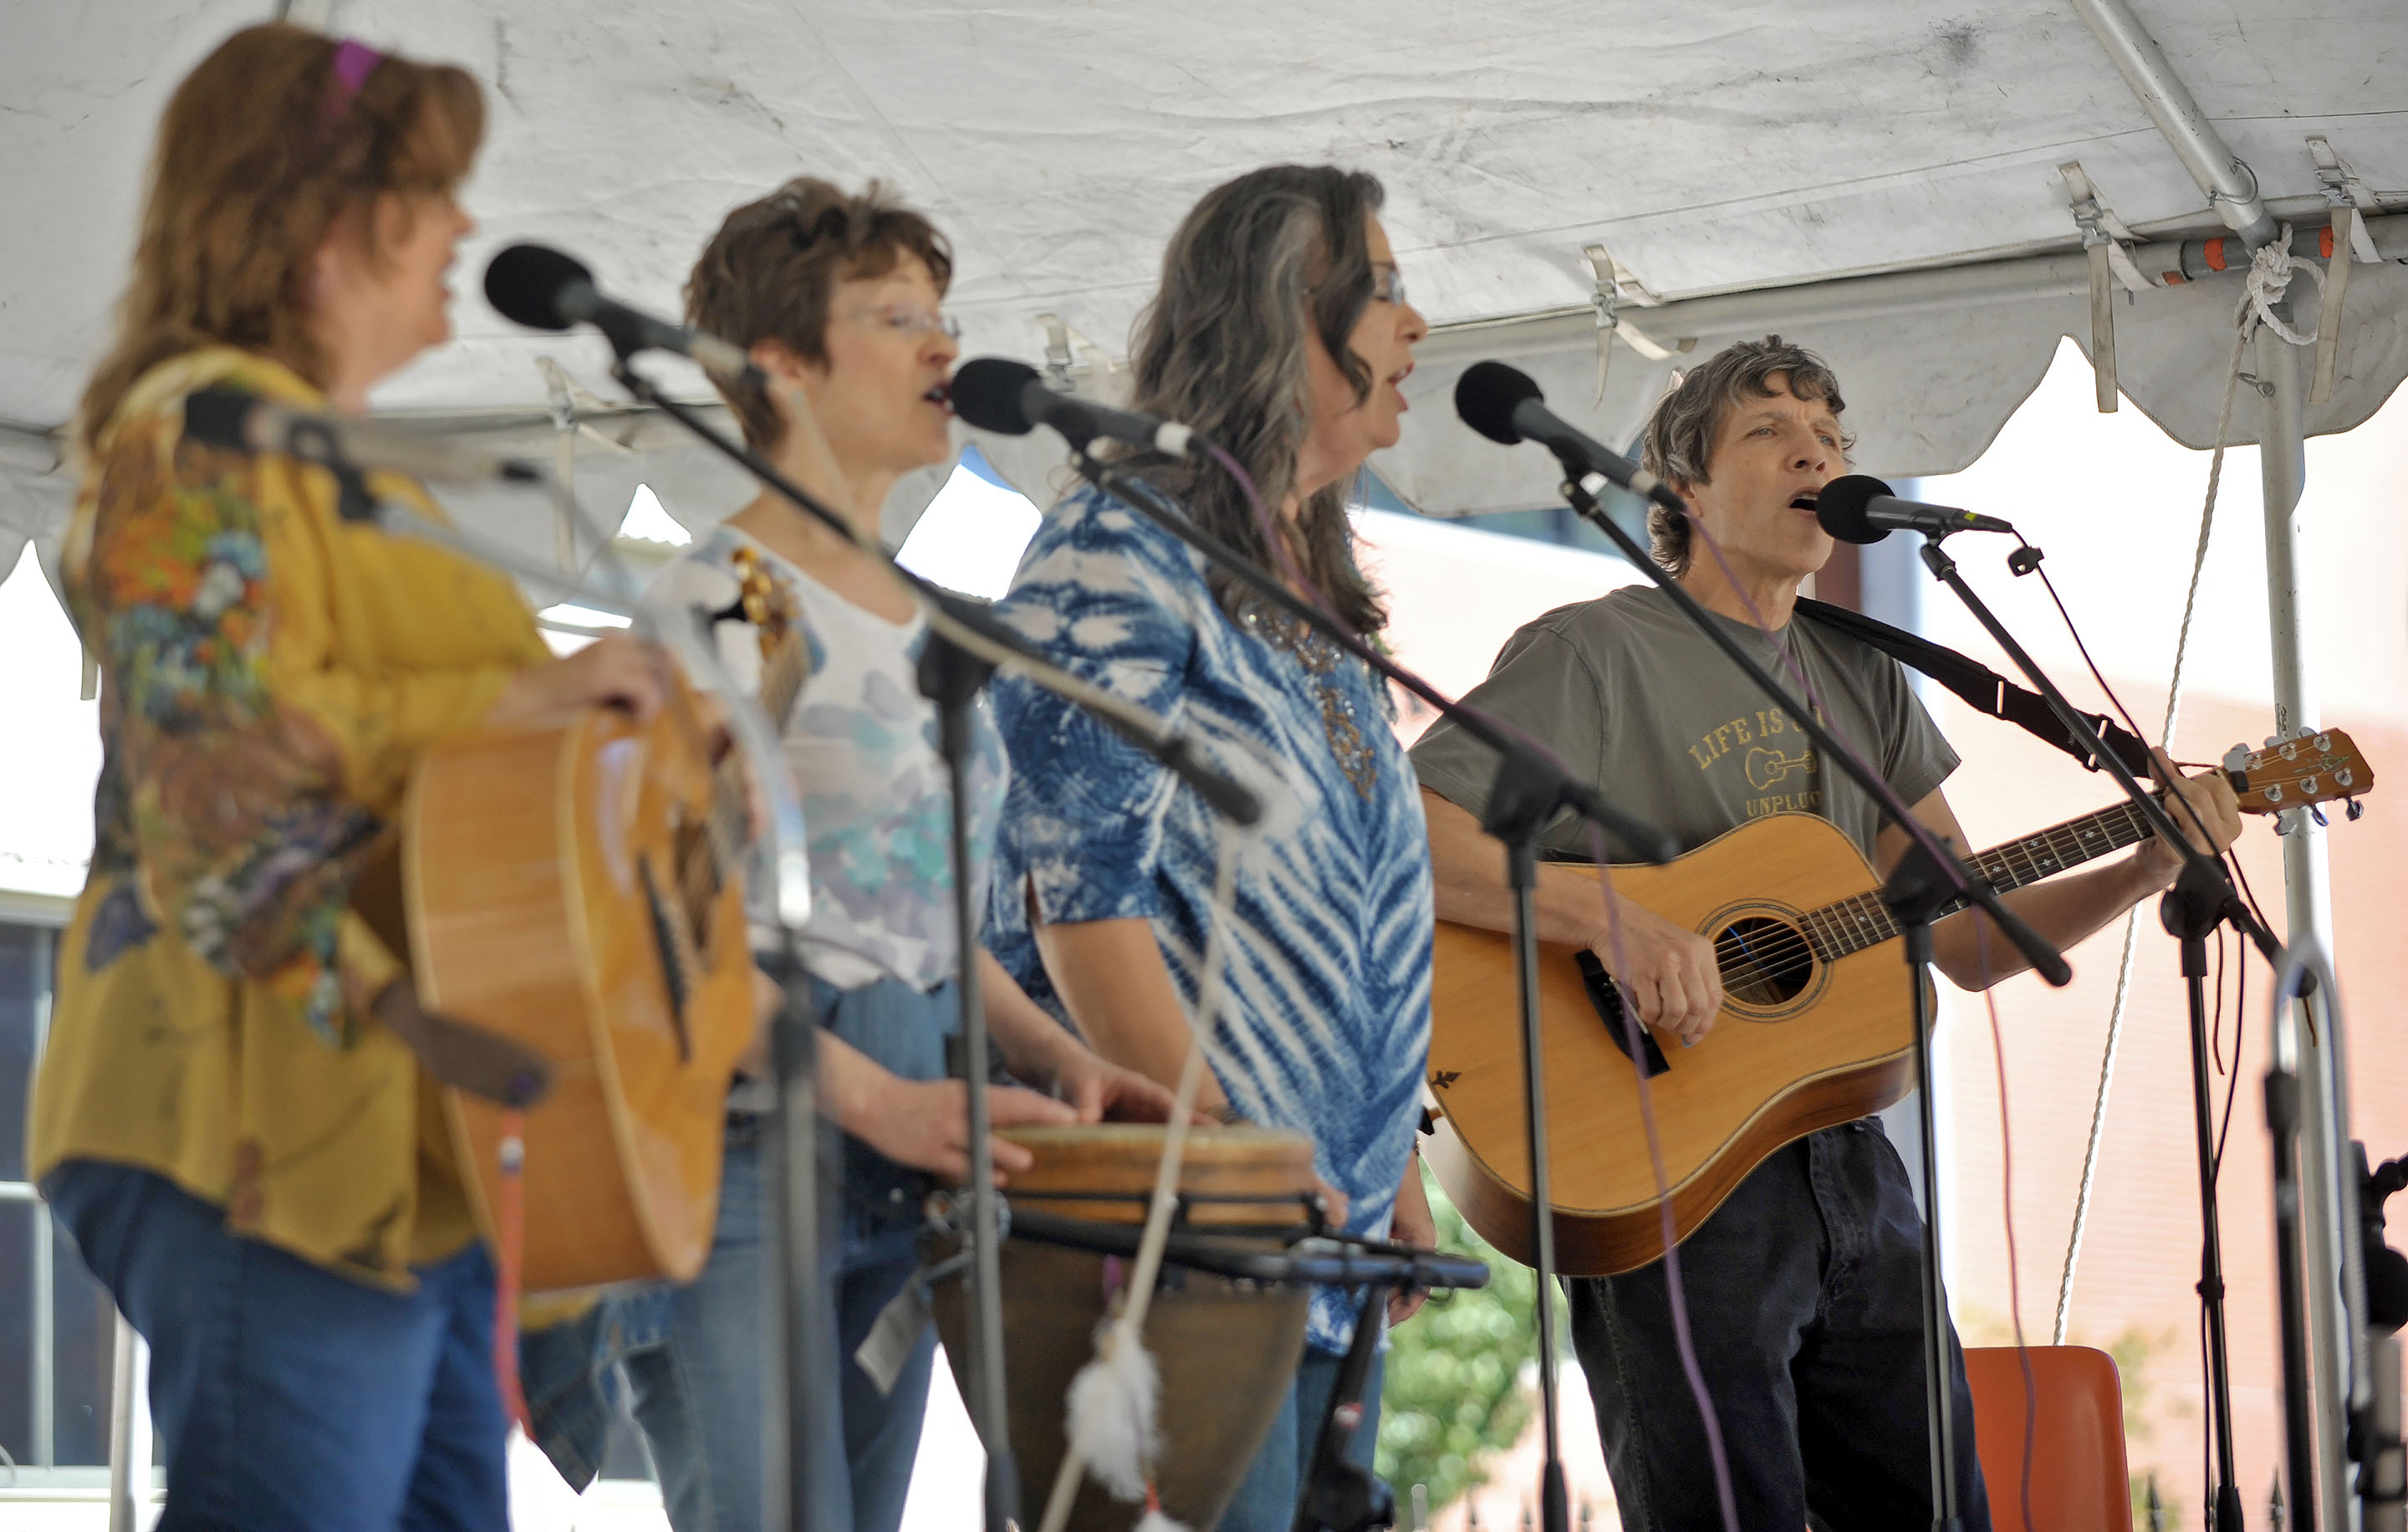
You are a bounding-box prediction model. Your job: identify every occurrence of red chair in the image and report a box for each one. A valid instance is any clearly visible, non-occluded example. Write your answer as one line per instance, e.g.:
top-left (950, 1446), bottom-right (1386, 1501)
top-left (1962, 1345), bottom-right (2135, 1532)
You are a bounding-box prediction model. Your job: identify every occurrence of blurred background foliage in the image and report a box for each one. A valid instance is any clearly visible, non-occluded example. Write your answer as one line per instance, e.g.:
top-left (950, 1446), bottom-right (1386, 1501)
top-left (1378, 1163), bottom-right (1539, 1513)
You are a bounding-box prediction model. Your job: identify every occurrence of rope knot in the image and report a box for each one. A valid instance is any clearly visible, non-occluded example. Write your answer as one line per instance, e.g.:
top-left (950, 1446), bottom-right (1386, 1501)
top-left (2238, 224), bottom-right (2324, 347)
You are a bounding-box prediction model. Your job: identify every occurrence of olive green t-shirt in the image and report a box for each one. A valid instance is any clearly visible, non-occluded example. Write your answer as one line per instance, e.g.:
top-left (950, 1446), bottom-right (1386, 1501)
top-left (1408, 584), bottom-right (1958, 864)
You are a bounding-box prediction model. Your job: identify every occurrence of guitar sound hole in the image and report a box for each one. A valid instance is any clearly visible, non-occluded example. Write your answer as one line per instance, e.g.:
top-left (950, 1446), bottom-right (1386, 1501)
top-left (1717, 916), bottom-right (1815, 1008)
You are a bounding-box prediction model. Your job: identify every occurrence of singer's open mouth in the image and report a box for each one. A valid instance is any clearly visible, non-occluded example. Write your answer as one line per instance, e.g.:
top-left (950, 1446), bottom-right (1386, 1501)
top-left (1789, 493), bottom-right (1819, 512)
top-left (922, 381), bottom-right (951, 407)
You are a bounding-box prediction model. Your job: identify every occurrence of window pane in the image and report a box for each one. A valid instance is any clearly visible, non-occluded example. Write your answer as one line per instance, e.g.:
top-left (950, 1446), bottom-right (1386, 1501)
top-left (0, 923), bottom-right (37, 1183)
top-left (51, 1215), bottom-right (115, 1466)
top-left (0, 1198), bottom-right (29, 1463)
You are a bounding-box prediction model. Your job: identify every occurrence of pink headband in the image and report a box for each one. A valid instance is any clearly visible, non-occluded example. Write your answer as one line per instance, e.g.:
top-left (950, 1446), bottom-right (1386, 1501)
top-left (324, 38), bottom-right (385, 128)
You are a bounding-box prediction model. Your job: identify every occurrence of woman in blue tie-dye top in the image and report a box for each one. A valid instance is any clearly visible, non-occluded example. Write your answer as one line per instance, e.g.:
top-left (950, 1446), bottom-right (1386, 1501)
top-left (986, 164), bottom-right (1439, 1530)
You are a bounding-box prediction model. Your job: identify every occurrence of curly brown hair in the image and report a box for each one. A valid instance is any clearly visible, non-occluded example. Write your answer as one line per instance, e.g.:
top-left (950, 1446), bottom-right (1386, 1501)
top-left (683, 179), bottom-right (954, 452)
top-left (1638, 335), bottom-right (1853, 577)
top-left (77, 24), bottom-right (484, 451)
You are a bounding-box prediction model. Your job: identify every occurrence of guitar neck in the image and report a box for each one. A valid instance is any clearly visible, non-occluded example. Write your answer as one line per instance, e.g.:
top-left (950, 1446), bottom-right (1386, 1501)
top-left (696, 627), bottom-right (812, 891)
top-left (1800, 799), bottom-right (2157, 961)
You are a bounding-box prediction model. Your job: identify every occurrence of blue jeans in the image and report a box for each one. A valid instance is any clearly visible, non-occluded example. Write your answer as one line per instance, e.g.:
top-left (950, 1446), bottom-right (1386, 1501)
top-left (1217, 1348), bottom-right (1387, 1532)
top-left (1564, 1121), bottom-right (1991, 1532)
top-left (43, 1159), bottom-right (508, 1532)
top-left (523, 974), bottom-right (951, 1532)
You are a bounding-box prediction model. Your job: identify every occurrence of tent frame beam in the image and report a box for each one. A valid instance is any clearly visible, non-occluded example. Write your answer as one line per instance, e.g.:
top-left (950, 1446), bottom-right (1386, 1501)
top-left (2068, 0), bottom-right (2279, 248)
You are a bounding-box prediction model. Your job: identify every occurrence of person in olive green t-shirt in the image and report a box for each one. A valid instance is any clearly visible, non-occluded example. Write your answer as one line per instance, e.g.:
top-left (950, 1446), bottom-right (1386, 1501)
top-left (1408, 336), bottom-right (2245, 1532)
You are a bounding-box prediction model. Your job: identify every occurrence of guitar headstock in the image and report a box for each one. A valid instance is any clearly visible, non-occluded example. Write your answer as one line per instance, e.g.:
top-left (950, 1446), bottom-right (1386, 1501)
top-left (2224, 729), bottom-right (2375, 818)
top-left (727, 544), bottom-right (799, 658)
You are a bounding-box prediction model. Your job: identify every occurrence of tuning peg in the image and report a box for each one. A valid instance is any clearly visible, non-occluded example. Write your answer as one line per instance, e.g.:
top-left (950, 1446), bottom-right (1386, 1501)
top-left (2348, 799), bottom-right (2365, 821)
top-left (2311, 804), bottom-right (2329, 828)
top-left (2223, 743), bottom-right (2252, 773)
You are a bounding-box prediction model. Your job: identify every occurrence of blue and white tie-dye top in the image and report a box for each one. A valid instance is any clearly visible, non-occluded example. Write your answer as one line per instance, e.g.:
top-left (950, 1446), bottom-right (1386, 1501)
top-left (986, 484), bottom-right (1434, 1355)
top-left (645, 524), bottom-right (1008, 992)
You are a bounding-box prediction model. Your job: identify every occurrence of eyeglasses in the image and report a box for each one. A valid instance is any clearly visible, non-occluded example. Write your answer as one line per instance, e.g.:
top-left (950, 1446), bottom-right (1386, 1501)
top-left (1369, 264), bottom-right (1408, 308)
top-left (837, 303), bottom-right (962, 341)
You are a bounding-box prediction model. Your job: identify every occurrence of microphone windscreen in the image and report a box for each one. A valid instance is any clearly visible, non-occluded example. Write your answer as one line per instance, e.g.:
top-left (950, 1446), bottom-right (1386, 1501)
top-left (1813, 473), bottom-right (1895, 545)
top-left (484, 243), bottom-right (593, 332)
top-left (1454, 360), bottom-right (1543, 446)
top-left (949, 357), bottom-right (1043, 437)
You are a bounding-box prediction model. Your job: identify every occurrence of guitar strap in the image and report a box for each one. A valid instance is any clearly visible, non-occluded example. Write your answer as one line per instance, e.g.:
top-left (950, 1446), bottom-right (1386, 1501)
top-left (1789, 596), bottom-right (2156, 780)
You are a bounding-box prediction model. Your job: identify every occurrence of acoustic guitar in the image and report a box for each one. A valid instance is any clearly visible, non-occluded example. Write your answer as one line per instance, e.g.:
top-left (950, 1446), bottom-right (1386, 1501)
top-left (1421, 730), bottom-right (2375, 1277)
top-left (402, 549), bottom-right (809, 1290)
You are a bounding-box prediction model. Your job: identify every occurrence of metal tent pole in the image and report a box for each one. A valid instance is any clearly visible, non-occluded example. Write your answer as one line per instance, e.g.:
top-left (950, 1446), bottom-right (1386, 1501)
top-left (2256, 318), bottom-right (2354, 1528)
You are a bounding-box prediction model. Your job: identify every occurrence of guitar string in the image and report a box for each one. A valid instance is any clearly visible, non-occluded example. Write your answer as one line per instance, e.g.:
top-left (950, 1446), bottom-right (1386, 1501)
top-left (1698, 799), bottom-right (2156, 991)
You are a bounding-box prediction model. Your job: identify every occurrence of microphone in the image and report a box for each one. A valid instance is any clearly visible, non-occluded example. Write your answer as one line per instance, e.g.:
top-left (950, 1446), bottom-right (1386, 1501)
top-left (1452, 360), bottom-right (1685, 513)
top-left (484, 243), bottom-right (763, 386)
top-left (949, 356), bottom-right (1196, 457)
top-left (1814, 474), bottom-right (2015, 544)
top-left (181, 384), bottom-right (541, 488)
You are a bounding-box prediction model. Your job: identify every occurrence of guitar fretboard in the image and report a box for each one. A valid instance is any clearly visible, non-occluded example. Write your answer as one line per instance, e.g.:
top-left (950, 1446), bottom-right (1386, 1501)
top-left (1793, 799), bottom-right (2157, 963)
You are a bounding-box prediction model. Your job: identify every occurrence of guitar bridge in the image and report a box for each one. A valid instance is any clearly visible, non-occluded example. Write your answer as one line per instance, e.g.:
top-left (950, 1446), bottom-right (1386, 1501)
top-left (1575, 951), bottom-right (1669, 1078)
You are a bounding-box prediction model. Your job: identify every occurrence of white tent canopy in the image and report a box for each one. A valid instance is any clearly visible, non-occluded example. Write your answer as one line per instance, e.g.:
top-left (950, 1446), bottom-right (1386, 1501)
top-left (3, 0), bottom-right (2405, 559)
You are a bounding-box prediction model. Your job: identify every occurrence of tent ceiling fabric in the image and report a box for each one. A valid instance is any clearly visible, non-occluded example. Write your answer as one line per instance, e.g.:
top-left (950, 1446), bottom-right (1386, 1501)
top-left (3, 0), bottom-right (2404, 533)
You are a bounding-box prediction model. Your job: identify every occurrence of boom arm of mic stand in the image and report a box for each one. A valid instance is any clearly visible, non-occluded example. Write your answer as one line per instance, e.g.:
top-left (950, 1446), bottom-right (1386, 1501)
top-left (1074, 454), bottom-right (1678, 865)
top-left (1551, 473), bottom-right (2069, 984)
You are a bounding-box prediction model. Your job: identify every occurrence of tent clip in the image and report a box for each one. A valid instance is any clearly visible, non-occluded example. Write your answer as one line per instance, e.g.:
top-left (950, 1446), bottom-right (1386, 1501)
top-left (1038, 314), bottom-right (1077, 390)
top-left (1580, 243), bottom-right (1686, 406)
top-left (2060, 162), bottom-right (2148, 415)
top-left (2307, 136), bottom-right (2384, 263)
top-left (2306, 135), bottom-right (2381, 404)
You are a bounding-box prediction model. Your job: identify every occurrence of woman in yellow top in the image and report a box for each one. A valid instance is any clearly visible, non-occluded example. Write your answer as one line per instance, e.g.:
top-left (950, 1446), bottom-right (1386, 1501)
top-left (28, 25), bottom-right (666, 1529)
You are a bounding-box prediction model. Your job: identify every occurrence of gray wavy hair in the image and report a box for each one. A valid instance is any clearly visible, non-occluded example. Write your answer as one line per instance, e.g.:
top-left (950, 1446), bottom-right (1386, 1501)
top-left (1116, 164), bottom-right (1390, 635)
top-left (1639, 335), bottom-right (1853, 576)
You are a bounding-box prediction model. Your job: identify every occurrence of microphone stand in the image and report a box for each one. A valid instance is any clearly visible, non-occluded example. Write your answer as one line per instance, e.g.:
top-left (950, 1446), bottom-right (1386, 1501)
top-left (1911, 532), bottom-right (2287, 1532)
top-left (1055, 442), bottom-right (1676, 1532)
top-left (1546, 470), bottom-right (2072, 1532)
top-left (605, 360), bottom-right (1263, 1532)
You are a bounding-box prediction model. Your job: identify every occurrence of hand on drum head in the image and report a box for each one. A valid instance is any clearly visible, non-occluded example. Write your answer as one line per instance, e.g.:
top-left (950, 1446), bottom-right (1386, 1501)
top-left (1048, 1052), bottom-right (1200, 1126)
top-left (858, 1076), bottom-right (1078, 1183)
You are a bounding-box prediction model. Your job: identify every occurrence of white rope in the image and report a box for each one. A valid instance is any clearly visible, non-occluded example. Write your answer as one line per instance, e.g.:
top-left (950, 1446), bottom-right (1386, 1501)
top-left (1037, 832), bottom-right (1243, 1532)
top-left (2051, 227), bottom-right (2319, 1343)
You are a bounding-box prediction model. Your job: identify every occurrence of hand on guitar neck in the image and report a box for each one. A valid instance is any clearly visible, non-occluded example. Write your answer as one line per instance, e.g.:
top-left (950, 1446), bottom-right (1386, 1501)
top-left (2129, 746), bottom-right (2245, 889)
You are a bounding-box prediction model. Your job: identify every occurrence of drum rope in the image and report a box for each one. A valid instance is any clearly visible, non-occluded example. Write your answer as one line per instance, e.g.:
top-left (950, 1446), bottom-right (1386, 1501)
top-left (2050, 230), bottom-right (2302, 1342)
top-left (1038, 832), bottom-right (1244, 1532)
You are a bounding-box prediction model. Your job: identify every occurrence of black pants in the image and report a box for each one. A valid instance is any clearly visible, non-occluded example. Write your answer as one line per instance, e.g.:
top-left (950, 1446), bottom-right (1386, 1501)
top-left (1565, 1121), bottom-right (1991, 1532)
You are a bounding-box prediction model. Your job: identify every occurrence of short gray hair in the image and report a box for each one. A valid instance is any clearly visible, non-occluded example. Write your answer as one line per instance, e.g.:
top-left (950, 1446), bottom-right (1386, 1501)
top-left (1638, 335), bottom-right (1851, 576)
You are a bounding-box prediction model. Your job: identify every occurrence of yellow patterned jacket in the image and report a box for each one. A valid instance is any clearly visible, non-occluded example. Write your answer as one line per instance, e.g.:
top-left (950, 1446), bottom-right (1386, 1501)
top-left (29, 347), bottom-right (550, 1286)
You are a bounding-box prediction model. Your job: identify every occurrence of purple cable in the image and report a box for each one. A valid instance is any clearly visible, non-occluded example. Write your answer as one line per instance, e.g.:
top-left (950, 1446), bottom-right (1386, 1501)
top-left (1197, 440), bottom-right (1745, 1532)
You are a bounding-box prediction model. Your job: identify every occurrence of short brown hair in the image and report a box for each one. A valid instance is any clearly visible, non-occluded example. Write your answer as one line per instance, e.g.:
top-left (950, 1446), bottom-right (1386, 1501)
top-left (684, 179), bottom-right (954, 452)
top-left (78, 24), bottom-right (483, 451)
top-left (1638, 335), bottom-right (1853, 576)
